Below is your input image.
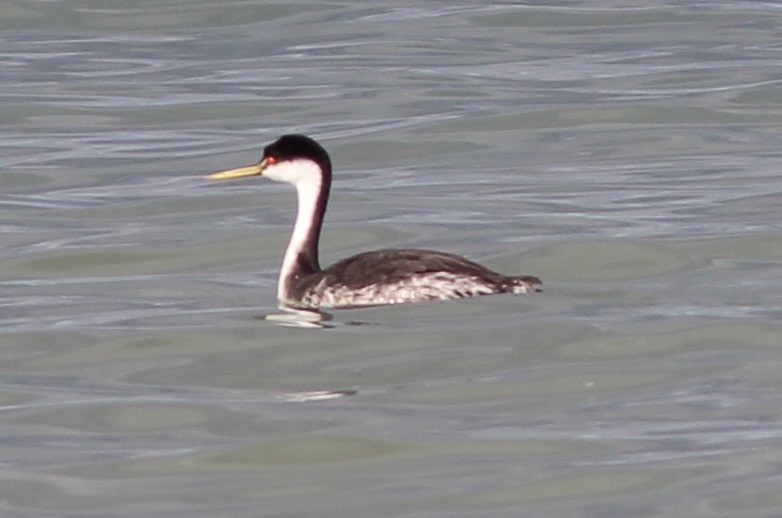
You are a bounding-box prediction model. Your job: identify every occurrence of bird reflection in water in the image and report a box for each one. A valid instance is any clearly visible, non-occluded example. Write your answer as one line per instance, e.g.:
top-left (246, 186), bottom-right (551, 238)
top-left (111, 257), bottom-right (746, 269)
top-left (262, 306), bottom-right (334, 329)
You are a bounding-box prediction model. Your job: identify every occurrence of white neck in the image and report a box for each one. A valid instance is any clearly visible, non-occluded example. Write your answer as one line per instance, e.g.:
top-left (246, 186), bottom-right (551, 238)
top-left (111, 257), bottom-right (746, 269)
top-left (268, 159), bottom-right (324, 303)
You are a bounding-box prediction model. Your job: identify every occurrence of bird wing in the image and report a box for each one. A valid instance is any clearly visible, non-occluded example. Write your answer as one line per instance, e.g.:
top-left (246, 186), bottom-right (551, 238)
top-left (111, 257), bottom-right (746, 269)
top-left (320, 249), bottom-right (502, 288)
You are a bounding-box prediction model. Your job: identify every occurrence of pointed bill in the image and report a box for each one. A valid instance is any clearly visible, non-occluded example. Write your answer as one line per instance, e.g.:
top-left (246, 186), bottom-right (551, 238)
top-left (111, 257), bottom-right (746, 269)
top-left (207, 162), bottom-right (264, 180)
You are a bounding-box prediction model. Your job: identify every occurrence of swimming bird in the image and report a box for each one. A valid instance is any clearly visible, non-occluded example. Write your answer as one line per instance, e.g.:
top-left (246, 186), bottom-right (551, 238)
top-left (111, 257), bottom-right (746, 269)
top-left (207, 134), bottom-right (542, 309)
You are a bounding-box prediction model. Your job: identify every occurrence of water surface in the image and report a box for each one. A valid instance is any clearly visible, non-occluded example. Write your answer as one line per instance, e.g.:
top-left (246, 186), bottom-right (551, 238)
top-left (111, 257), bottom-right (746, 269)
top-left (2, 2), bottom-right (782, 517)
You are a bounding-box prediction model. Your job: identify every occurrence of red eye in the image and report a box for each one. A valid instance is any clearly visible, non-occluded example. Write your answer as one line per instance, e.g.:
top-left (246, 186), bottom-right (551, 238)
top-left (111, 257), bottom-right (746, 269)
top-left (266, 156), bottom-right (277, 165)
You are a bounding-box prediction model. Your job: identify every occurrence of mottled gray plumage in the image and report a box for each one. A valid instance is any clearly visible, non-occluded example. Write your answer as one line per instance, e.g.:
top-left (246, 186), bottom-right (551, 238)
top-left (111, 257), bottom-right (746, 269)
top-left (286, 248), bottom-right (542, 309)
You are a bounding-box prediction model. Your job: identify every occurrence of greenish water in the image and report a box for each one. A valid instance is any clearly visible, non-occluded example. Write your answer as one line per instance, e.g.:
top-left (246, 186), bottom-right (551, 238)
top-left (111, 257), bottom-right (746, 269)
top-left (2, 2), bottom-right (782, 517)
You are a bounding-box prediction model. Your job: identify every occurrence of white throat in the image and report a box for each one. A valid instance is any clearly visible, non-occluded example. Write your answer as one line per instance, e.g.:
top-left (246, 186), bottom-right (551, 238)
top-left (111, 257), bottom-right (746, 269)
top-left (265, 159), bottom-right (324, 302)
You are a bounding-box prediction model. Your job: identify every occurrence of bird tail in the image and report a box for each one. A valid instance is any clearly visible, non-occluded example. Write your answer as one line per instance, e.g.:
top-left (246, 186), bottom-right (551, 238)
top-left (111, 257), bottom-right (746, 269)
top-left (504, 275), bottom-right (543, 294)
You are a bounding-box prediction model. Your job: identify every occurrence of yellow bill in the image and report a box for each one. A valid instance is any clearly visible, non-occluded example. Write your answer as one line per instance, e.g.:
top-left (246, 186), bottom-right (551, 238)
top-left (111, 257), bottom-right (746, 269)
top-left (207, 162), bottom-right (265, 180)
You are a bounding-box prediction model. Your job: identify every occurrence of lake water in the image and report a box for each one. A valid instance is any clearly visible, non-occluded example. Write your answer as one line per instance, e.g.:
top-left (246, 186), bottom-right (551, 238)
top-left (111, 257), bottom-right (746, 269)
top-left (2, 2), bottom-right (782, 516)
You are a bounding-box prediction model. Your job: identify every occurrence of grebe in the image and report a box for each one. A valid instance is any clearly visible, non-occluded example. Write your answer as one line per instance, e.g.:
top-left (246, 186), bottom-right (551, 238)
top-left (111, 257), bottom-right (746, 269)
top-left (207, 134), bottom-right (542, 309)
